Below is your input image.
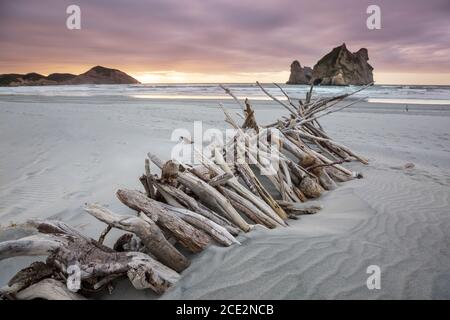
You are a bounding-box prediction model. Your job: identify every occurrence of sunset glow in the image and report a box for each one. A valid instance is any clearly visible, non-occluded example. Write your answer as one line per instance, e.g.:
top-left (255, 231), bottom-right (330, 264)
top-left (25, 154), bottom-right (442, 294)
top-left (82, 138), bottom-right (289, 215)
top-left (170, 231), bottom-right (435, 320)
top-left (1, 0), bottom-right (449, 84)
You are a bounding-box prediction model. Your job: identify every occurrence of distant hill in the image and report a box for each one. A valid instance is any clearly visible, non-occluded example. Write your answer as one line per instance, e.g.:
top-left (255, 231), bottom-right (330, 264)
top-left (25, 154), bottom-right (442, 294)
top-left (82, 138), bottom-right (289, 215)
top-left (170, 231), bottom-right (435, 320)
top-left (46, 73), bottom-right (77, 82)
top-left (0, 66), bottom-right (140, 86)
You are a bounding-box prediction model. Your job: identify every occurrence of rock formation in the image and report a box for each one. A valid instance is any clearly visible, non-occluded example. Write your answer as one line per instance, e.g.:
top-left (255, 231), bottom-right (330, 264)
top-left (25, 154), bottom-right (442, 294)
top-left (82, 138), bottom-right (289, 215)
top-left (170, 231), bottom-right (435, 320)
top-left (0, 73), bottom-right (57, 86)
top-left (311, 43), bottom-right (373, 85)
top-left (46, 73), bottom-right (77, 82)
top-left (286, 60), bottom-right (312, 84)
top-left (0, 66), bottom-right (140, 86)
top-left (64, 66), bottom-right (140, 85)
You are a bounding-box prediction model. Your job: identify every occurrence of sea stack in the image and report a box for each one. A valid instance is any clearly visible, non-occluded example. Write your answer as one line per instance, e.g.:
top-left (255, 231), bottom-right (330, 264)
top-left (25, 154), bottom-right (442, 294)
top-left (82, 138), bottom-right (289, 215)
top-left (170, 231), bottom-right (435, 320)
top-left (286, 60), bottom-right (312, 84)
top-left (311, 43), bottom-right (373, 85)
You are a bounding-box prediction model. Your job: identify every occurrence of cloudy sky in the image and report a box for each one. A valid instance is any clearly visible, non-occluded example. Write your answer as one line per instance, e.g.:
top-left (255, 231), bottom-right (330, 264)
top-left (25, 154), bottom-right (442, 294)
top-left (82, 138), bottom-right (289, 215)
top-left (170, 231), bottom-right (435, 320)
top-left (0, 0), bottom-right (449, 84)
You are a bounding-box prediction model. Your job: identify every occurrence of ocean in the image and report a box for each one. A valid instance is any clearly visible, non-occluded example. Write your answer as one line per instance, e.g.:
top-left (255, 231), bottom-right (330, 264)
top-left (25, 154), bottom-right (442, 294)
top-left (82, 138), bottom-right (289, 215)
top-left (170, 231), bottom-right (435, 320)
top-left (0, 83), bottom-right (449, 105)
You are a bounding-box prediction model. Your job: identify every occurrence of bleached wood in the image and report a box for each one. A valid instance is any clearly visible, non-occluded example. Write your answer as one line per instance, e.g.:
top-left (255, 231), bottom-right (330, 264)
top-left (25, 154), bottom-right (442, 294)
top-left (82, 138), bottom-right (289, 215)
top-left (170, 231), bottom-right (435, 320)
top-left (15, 279), bottom-right (86, 300)
top-left (84, 203), bottom-right (189, 272)
top-left (116, 189), bottom-right (212, 252)
top-left (158, 202), bottom-right (240, 246)
top-left (148, 153), bottom-right (252, 232)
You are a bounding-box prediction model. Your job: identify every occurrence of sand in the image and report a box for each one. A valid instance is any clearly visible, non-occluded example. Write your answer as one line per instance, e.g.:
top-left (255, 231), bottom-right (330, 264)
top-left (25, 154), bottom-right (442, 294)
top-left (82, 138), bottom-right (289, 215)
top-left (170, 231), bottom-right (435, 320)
top-left (0, 94), bottom-right (449, 299)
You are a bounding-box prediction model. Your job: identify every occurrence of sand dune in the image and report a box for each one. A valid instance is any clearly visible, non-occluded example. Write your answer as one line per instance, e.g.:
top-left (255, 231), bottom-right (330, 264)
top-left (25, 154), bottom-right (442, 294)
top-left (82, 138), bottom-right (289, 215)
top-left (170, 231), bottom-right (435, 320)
top-left (0, 96), bottom-right (449, 299)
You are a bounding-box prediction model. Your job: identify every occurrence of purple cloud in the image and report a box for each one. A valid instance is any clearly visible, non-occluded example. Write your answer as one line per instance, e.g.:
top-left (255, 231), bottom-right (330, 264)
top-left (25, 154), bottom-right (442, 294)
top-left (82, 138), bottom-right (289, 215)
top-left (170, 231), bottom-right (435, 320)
top-left (0, 0), bottom-right (449, 79)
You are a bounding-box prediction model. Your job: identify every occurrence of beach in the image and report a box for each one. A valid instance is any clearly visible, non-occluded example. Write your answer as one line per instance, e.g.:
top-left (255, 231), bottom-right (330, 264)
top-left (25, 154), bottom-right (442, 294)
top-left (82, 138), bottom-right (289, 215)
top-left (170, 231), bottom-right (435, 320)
top-left (1, 86), bottom-right (449, 299)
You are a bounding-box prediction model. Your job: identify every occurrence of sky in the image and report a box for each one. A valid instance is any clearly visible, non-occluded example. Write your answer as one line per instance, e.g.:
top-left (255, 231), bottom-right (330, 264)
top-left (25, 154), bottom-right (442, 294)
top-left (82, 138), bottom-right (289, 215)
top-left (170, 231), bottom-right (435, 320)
top-left (0, 0), bottom-right (449, 84)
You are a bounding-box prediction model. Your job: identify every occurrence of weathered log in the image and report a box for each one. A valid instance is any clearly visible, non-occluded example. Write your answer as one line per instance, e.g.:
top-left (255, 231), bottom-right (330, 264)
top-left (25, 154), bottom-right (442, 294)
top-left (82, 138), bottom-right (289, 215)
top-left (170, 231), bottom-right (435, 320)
top-left (208, 172), bottom-right (234, 187)
top-left (84, 204), bottom-right (189, 272)
top-left (312, 167), bottom-right (337, 191)
top-left (157, 202), bottom-right (240, 246)
top-left (277, 201), bottom-right (323, 215)
top-left (325, 166), bottom-right (355, 182)
top-left (116, 189), bottom-right (212, 251)
top-left (293, 186), bottom-right (307, 202)
top-left (0, 261), bottom-right (55, 297)
top-left (15, 279), bottom-right (86, 300)
top-left (0, 227), bottom-right (180, 294)
top-left (148, 153), bottom-right (252, 232)
top-left (157, 187), bottom-right (185, 208)
top-left (236, 164), bottom-right (259, 196)
top-left (220, 187), bottom-right (278, 228)
top-left (237, 162), bottom-right (289, 221)
top-left (0, 234), bottom-right (66, 260)
top-left (188, 165), bottom-right (212, 181)
top-left (210, 149), bottom-right (287, 225)
top-left (185, 150), bottom-right (256, 231)
top-left (41, 221), bottom-right (180, 293)
top-left (280, 132), bottom-right (313, 165)
top-left (153, 182), bottom-right (240, 236)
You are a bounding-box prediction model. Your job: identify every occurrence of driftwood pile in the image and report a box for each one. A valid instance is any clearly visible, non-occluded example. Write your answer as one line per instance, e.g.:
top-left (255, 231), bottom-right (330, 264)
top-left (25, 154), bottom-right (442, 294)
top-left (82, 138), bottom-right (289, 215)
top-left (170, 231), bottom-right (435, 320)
top-left (0, 83), bottom-right (371, 300)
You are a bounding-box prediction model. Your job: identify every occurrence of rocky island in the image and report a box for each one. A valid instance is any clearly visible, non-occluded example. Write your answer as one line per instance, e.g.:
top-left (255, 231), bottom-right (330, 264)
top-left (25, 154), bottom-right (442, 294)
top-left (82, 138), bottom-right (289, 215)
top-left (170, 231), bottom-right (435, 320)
top-left (286, 60), bottom-right (312, 84)
top-left (0, 66), bottom-right (140, 86)
top-left (287, 43), bottom-right (374, 85)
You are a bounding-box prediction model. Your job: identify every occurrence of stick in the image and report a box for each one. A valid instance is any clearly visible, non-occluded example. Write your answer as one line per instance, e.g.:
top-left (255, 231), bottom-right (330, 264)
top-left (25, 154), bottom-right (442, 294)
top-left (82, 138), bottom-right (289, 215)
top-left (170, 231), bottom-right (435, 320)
top-left (219, 84), bottom-right (245, 111)
top-left (98, 225), bottom-right (112, 245)
top-left (273, 82), bottom-right (298, 110)
top-left (145, 159), bottom-right (156, 198)
top-left (256, 81), bottom-right (297, 115)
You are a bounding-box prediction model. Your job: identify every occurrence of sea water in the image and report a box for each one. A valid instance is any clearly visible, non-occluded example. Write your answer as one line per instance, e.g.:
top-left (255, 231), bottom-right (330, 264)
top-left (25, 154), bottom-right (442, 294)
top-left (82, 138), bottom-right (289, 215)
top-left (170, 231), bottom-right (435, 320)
top-left (1, 83), bottom-right (449, 105)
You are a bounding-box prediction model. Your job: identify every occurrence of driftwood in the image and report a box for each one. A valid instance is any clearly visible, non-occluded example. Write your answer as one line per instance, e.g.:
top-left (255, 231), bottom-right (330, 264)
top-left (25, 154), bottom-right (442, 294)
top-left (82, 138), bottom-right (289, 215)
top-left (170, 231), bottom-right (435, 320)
top-left (116, 189), bottom-right (211, 252)
top-left (0, 220), bottom-right (180, 295)
top-left (277, 201), bottom-right (323, 215)
top-left (84, 203), bottom-right (189, 272)
top-left (145, 158), bottom-right (156, 198)
top-left (237, 161), bottom-right (289, 221)
top-left (148, 153), bottom-right (252, 232)
top-left (15, 279), bottom-right (86, 300)
top-left (1, 82), bottom-right (370, 299)
top-left (158, 202), bottom-right (240, 246)
top-left (212, 149), bottom-right (288, 225)
top-left (153, 181), bottom-right (240, 236)
top-left (220, 187), bottom-right (278, 229)
top-left (0, 261), bottom-right (55, 297)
